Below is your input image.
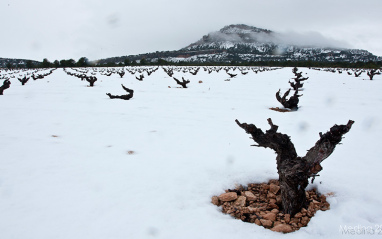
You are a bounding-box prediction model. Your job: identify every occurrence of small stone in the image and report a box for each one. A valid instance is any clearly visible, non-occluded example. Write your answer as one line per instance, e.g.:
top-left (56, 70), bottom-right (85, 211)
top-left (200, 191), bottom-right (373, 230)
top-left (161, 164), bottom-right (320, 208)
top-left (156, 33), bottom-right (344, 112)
top-left (271, 209), bottom-right (279, 214)
top-left (294, 212), bottom-right (303, 218)
top-left (269, 179), bottom-right (279, 185)
top-left (241, 207), bottom-right (250, 214)
top-left (269, 199), bottom-right (277, 204)
top-left (321, 203), bottom-right (330, 211)
top-left (268, 203), bottom-right (279, 209)
top-left (267, 192), bottom-right (276, 199)
top-left (260, 219), bottom-right (273, 228)
top-left (234, 196), bottom-right (246, 207)
top-left (301, 216), bottom-right (310, 226)
top-left (247, 207), bottom-right (256, 213)
top-left (271, 224), bottom-right (293, 233)
top-left (255, 219), bottom-right (261, 226)
top-left (262, 212), bottom-right (277, 221)
top-left (248, 207), bottom-right (259, 213)
top-left (218, 192), bottom-right (238, 202)
top-left (244, 191), bottom-right (256, 201)
top-left (211, 196), bottom-right (220, 206)
top-left (273, 221), bottom-right (282, 227)
top-left (284, 214), bottom-right (291, 223)
top-left (291, 218), bottom-right (300, 224)
top-left (269, 184), bottom-right (280, 194)
top-left (320, 194), bottom-right (327, 202)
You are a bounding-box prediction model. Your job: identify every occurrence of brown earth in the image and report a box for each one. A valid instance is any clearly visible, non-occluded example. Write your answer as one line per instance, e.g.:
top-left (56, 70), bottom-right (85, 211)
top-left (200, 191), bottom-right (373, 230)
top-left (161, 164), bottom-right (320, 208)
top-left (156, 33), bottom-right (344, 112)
top-left (212, 179), bottom-right (331, 233)
top-left (269, 107), bottom-right (291, 113)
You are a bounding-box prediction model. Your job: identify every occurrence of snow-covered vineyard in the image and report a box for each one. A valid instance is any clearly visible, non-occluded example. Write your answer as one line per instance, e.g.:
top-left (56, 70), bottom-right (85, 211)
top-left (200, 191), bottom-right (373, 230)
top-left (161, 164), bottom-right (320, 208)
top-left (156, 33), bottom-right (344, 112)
top-left (1, 66), bottom-right (382, 238)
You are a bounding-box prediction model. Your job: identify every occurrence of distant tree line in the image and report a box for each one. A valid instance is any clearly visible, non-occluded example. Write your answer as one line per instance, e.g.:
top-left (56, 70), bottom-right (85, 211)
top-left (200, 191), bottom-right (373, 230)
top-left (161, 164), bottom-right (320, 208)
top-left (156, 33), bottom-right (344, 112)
top-left (122, 59), bottom-right (382, 69)
top-left (20, 57), bottom-right (93, 69)
top-left (11, 57), bottom-right (382, 69)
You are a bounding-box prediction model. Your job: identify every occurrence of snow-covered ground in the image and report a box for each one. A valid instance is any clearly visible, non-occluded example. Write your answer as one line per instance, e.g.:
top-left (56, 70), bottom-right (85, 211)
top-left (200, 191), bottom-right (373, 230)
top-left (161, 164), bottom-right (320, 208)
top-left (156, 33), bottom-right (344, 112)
top-left (1, 67), bottom-right (381, 238)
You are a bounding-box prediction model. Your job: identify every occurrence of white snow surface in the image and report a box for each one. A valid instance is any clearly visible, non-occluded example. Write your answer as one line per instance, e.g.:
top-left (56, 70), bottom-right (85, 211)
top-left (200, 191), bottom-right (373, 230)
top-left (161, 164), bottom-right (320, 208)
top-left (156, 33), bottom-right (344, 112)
top-left (1, 67), bottom-right (382, 238)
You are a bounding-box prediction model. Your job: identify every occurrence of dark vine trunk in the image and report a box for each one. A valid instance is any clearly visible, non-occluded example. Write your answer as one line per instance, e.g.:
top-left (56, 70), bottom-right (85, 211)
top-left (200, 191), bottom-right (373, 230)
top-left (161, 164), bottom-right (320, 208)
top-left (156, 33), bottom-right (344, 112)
top-left (0, 79), bottom-right (11, 95)
top-left (18, 76), bottom-right (29, 86)
top-left (106, 84), bottom-right (134, 100)
top-left (173, 77), bottom-right (190, 88)
top-left (86, 76), bottom-right (97, 87)
top-left (276, 89), bottom-right (302, 110)
top-left (235, 118), bottom-right (354, 216)
top-left (367, 70), bottom-right (381, 80)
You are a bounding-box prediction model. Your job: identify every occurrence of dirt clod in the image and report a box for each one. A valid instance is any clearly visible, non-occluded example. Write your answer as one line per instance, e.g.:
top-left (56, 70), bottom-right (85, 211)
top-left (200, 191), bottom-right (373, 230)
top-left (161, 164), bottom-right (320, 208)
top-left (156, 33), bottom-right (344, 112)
top-left (269, 107), bottom-right (291, 113)
top-left (212, 179), bottom-right (330, 233)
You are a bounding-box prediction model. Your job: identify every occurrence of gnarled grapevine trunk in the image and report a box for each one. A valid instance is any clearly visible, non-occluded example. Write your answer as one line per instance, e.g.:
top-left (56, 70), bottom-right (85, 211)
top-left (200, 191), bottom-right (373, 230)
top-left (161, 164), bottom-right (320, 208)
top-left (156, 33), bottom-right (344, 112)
top-left (235, 118), bottom-right (354, 216)
top-left (276, 89), bottom-right (302, 110)
top-left (367, 69), bottom-right (381, 80)
top-left (86, 76), bottom-right (97, 87)
top-left (0, 79), bottom-right (11, 95)
top-left (106, 84), bottom-right (134, 100)
top-left (173, 77), bottom-right (190, 88)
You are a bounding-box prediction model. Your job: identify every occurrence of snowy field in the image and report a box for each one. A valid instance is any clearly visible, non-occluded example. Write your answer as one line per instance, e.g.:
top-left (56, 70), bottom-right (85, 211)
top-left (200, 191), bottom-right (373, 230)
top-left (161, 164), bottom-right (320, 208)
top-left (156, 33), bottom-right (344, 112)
top-left (1, 66), bottom-right (381, 238)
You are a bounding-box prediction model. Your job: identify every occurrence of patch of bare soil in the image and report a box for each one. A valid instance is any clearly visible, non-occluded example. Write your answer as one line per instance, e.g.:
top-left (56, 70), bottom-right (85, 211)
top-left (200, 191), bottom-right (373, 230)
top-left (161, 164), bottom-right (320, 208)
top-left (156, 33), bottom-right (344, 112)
top-left (212, 179), bottom-right (330, 233)
top-left (269, 107), bottom-right (291, 113)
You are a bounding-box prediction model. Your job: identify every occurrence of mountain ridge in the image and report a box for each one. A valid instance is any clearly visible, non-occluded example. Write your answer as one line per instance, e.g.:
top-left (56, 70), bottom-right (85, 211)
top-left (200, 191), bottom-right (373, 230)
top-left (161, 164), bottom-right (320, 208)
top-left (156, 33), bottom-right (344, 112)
top-left (0, 57), bottom-right (40, 68)
top-left (96, 24), bottom-right (381, 65)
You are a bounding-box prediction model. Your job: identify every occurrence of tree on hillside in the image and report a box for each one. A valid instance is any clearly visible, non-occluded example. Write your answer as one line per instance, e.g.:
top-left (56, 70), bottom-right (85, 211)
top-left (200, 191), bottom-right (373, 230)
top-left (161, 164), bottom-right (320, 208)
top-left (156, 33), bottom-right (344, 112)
top-left (41, 58), bottom-right (52, 68)
top-left (53, 60), bottom-right (60, 68)
top-left (26, 60), bottom-right (35, 69)
top-left (124, 58), bottom-right (131, 66)
top-left (60, 59), bottom-right (76, 68)
top-left (76, 57), bottom-right (89, 67)
top-left (156, 58), bottom-right (169, 65)
top-left (140, 58), bottom-right (148, 65)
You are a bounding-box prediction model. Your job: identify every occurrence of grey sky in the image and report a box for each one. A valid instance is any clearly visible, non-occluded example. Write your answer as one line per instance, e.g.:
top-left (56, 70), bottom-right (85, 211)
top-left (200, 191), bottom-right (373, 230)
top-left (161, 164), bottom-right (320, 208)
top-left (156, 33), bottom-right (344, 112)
top-left (1, 0), bottom-right (381, 62)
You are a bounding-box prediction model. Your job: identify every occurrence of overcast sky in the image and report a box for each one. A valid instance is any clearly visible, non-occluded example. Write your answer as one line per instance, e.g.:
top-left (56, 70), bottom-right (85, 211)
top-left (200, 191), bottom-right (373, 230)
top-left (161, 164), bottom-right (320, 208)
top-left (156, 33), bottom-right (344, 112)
top-left (1, 0), bottom-right (381, 62)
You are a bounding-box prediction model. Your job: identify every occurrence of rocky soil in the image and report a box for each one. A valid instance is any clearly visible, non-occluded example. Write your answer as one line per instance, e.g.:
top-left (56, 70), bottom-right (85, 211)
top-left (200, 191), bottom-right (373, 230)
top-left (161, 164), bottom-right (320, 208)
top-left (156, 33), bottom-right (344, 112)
top-left (269, 107), bottom-right (291, 113)
top-left (212, 179), bottom-right (330, 233)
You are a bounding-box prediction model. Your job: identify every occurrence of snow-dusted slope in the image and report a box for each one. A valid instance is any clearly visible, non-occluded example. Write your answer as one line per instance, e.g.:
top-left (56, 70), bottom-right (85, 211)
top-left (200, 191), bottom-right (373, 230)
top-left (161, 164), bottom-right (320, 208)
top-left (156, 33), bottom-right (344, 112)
top-left (98, 24), bottom-right (379, 65)
top-left (177, 24), bottom-right (378, 63)
top-left (0, 67), bottom-right (381, 239)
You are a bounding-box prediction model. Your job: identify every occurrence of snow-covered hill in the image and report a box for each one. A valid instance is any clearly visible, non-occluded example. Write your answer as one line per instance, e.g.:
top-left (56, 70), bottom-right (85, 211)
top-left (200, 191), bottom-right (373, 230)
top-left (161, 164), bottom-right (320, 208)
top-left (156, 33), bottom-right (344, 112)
top-left (97, 24), bottom-right (380, 64)
top-left (0, 57), bottom-right (40, 68)
top-left (178, 24), bottom-right (378, 63)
